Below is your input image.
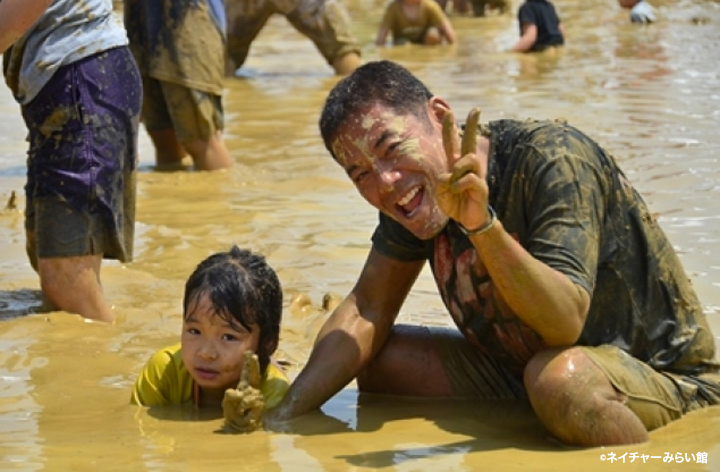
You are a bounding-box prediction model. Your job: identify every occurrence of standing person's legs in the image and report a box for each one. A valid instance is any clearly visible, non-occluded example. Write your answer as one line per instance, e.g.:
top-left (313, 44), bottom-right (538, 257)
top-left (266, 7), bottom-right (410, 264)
top-left (140, 75), bottom-right (188, 170)
top-left (159, 82), bottom-right (232, 171)
top-left (22, 47), bottom-right (141, 323)
top-left (141, 75), bottom-right (231, 171)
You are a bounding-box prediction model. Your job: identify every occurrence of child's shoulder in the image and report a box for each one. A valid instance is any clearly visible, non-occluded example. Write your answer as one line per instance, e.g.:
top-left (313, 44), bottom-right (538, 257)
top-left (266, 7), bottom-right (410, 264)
top-left (145, 343), bottom-right (183, 369)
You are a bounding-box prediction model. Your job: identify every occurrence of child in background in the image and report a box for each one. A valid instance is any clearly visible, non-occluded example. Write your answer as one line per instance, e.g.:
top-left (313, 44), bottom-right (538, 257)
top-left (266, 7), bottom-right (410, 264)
top-left (131, 246), bottom-right (289, 432)
top-left (375, 0), bottom-right (457, 46)
top-left (510, 0), bottom-right (564, 53)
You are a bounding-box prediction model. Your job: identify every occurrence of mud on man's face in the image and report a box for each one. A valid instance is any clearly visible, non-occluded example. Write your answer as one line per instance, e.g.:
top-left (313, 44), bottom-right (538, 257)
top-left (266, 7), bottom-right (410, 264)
top-left (331, 103), bottom-right (451, 240)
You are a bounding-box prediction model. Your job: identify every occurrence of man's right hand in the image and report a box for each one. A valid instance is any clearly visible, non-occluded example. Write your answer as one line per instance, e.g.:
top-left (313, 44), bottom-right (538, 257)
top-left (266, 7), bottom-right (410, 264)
top-left (436, 107), bottom-right (492, 232)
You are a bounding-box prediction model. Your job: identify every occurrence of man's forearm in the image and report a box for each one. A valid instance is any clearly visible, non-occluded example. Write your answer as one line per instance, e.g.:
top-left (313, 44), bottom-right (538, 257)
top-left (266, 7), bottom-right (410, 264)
top-left (267, 297), bottom-right (380, 422)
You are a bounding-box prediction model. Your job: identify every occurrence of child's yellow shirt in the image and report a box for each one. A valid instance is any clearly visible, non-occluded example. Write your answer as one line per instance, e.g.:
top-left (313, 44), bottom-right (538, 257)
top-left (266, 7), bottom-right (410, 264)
top-left (131, 343), bottom-right (289, 408)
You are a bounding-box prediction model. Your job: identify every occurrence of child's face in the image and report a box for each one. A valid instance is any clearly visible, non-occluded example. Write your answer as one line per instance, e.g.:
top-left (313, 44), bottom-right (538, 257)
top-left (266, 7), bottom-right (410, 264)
top-left (181, 293), bottom-right (261, 393)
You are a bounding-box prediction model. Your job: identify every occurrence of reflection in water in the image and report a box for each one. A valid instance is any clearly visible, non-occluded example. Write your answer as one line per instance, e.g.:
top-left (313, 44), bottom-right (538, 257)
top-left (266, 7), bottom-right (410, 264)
top-left (1, 0), bottom-right (720, 470)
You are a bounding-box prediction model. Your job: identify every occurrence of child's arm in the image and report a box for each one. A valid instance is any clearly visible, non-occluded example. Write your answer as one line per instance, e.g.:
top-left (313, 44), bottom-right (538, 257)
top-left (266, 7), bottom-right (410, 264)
top-left (439, 18), bottom-right (456, 44)
top-left (511, 23), bottom-right (537, 52)
top-left (0, 0), bottom-right (53, 54)
top-left (426, 1), bottom-right (456, 45)
top-left (375, 25), bottom-right (391, 46)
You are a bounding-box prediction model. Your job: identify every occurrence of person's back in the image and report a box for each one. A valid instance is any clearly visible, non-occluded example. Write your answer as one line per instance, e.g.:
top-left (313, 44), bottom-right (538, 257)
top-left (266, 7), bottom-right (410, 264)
top-left (511, 0), bottom-right (564, 52)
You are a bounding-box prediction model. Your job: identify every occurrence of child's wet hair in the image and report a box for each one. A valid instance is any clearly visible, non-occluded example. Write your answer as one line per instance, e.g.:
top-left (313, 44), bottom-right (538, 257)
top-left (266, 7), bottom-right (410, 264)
top-left (183, 246), bottom-right (282, 372)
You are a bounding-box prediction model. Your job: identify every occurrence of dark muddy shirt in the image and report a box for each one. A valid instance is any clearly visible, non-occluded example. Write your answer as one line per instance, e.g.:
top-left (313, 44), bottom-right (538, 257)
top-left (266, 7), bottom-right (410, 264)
top-left (517, 0), bottom-right (564, 51)
top-left (372, 119), bottom-right (718, 377)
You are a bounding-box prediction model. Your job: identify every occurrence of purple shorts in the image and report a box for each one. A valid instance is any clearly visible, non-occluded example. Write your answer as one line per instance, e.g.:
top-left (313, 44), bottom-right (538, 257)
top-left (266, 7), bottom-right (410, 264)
top-left (21, 46), bottom-right (142, 262)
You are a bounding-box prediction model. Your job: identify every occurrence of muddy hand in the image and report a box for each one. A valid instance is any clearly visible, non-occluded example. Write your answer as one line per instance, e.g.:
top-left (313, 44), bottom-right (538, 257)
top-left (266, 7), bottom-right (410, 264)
top-left (436, 108), bottom-right (487, 227)
top-left (222, 350), bottom-right (265, 433)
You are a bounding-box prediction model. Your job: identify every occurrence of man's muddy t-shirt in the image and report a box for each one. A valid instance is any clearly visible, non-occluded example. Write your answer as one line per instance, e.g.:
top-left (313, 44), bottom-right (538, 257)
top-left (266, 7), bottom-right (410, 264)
top-left (371, 118), bottom-right (718, 377)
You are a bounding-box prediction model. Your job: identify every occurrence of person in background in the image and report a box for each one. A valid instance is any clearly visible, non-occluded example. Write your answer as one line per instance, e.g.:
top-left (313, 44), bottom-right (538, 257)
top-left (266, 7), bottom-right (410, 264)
top-left (442, 0), bottom-right (509, 17)
top-left (124, 0), bottom-right (233, 171)
top-left (375, 0), bottom-right (457, 46)
top-left (263, 60), bottom-right (720, 447)
top-left (510, 0), bottom-right (564, 53)
top-left (618, 0), bottom-right (656, 23)
top-left (1, 0), bottom-right (141, 323)
top-left (225, 0), bottom-right (363, 76)
top-left (131, 246), bottom-right (289, 432)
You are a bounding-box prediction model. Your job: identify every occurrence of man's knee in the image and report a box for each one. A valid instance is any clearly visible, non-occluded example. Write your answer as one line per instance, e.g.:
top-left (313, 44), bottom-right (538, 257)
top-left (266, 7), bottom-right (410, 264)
top-left (524, 348), bottom-right (618, 418)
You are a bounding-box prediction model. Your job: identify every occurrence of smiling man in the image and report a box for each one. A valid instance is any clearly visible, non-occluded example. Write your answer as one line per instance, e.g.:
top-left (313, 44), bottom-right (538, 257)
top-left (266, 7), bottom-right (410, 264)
top-left (264, 60), bottom-right (720, 447)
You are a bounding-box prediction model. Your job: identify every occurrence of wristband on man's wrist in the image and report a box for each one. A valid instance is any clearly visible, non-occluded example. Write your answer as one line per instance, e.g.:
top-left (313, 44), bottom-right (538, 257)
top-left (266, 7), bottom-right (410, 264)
top-left (459, 205), bottom-right (497, 236)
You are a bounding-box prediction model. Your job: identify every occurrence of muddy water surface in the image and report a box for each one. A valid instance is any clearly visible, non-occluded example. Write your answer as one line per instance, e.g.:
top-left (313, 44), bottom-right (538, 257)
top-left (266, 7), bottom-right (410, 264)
top-left (2, 0), bottom-right (720, 470)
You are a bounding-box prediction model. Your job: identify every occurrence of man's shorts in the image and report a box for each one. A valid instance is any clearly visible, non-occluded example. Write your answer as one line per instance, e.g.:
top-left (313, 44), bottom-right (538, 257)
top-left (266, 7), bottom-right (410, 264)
top-left (431, 327), bottom-right (720, 431)
top-left (21, 47), bottom-right (141, 264)
top-left (140, 75), bottom-right (224, 143)
top-left (226, 0), bottom-right (361, 68)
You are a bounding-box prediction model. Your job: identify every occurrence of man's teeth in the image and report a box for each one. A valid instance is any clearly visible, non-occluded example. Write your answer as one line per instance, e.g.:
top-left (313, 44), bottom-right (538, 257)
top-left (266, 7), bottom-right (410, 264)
top-left (398, 187), bottom-right (419, 206)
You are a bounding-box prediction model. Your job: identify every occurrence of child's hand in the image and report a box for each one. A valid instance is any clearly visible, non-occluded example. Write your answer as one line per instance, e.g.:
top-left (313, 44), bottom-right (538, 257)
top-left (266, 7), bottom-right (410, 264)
top-left (222, 350), bottom-right (265, 433)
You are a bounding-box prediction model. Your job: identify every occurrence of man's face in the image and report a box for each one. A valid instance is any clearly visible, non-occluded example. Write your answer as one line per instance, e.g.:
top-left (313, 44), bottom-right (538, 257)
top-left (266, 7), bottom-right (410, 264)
top-left (331, 102), bottom-right (451, 240)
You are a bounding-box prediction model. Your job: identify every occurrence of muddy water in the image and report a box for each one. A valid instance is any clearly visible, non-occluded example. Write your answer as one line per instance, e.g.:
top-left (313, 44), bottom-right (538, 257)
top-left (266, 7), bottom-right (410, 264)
top-left (2, 0), bottom-right (720, 470)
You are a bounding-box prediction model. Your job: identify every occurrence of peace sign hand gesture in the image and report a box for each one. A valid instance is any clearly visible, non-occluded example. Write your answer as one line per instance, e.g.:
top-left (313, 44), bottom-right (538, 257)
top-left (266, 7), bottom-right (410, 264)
top-left (436, 108), bottom-right (492, 233)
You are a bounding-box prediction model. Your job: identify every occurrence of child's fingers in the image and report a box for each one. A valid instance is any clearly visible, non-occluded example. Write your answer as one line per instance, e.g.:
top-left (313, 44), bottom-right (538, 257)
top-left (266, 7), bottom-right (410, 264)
top-left (240, 350), bottom-right (262, 389)
top-left (461, 108), bottom-right (480, 156)
top-left (442, 110), bottom-right (458, 163)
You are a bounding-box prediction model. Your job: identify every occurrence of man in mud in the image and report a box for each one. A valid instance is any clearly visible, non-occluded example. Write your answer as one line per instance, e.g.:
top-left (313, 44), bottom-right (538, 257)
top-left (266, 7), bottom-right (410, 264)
top-left (225, 0), bottom-right (362, 76)
top-left (263, 60), bottom-right (720, 446)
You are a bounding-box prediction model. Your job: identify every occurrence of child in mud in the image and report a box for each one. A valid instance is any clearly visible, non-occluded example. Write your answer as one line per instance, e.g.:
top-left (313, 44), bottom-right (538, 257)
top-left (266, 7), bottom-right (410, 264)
top-left (123, 0), bottom-right (233, 171)
top-left (131, 246), bottom-right (289, 432)
top-left (375, 0), bottom-right (457, 46)
top-left (510, 0), bottom-right (564, 53)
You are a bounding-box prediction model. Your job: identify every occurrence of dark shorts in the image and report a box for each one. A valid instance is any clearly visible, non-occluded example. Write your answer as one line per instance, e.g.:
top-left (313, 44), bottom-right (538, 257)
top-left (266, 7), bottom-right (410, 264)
top-left (431, 328), bottom-right (720, 431)
top-left (21, 46), bottom-right (141, 263)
